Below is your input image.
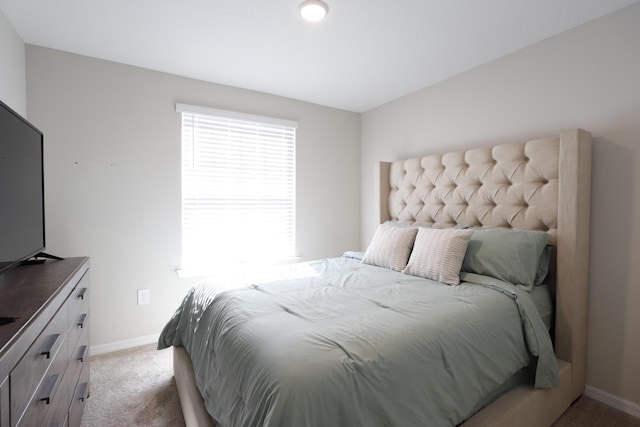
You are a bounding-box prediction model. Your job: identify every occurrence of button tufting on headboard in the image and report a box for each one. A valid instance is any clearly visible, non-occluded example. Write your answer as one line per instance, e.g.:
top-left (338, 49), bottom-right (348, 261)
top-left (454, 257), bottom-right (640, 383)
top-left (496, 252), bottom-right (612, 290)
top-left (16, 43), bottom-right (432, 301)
top-left (387, 137), bottom-right (560, 241)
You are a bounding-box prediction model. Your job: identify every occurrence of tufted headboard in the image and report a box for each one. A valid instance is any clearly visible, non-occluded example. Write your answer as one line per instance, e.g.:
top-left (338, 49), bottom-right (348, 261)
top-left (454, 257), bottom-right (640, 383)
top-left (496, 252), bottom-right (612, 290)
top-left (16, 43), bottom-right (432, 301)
top-left (383, 136), bottom-right (560, 242)
top-left (375, 129), bottom-right (592, 426)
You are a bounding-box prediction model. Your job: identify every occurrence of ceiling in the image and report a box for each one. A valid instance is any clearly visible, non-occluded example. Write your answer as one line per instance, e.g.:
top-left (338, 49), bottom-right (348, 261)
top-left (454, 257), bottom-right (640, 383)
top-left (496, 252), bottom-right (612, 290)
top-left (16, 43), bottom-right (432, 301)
top-left (1, 0), bottom-right (638, 113)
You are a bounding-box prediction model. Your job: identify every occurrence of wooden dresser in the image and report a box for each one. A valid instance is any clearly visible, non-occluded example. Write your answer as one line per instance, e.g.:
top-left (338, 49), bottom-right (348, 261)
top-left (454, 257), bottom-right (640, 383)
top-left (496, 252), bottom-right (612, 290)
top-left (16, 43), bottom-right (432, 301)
top-left (0, 257), bottom-right (90, 427)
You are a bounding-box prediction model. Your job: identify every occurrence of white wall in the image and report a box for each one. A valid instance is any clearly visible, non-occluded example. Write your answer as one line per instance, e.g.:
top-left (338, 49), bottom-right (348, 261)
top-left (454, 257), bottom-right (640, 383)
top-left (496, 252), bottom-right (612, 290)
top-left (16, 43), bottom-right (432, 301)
top-left (26, 46), bottom-right (361, 349)
top-left (361, 3), bottom-right (640, 408)
top-left (0, 8), bottom-right (26, 115)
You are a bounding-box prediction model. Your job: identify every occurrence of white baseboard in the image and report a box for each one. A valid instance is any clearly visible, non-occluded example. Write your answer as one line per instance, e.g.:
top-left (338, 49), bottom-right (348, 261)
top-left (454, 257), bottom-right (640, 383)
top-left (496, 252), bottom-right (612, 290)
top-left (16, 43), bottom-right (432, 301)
top-left (584, 385), bottom-right (640, 419)
top-left (90, 333), bottom-right (160, 356)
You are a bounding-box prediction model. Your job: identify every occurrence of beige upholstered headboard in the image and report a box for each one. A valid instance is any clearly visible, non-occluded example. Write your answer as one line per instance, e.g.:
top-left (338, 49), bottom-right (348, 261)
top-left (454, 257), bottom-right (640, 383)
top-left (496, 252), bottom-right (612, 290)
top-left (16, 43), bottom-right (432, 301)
top-left (375, 129), bottom-right (592, 425)
top-left (380, 136), bottom-right (561, 241)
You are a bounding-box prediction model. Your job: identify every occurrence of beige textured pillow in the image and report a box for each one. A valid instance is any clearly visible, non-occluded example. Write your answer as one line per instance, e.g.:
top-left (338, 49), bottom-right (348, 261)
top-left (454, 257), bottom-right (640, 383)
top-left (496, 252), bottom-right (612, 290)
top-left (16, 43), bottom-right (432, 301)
top-left (362, 224), bottom-right (418, 271)
top-left (402, 228), bottom-right (474, 285)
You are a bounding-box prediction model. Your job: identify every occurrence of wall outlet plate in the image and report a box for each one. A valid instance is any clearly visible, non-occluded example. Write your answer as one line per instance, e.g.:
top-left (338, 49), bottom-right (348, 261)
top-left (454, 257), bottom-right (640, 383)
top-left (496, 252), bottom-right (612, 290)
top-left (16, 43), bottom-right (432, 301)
top-left (137, 288), bottom-right (151, 305)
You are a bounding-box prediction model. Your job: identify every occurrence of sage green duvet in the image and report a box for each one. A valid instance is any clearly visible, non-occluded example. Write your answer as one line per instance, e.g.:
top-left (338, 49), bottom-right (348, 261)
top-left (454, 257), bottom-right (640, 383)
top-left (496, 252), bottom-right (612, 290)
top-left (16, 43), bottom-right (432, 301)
top-left (159, 257), bottom-right (558, 427)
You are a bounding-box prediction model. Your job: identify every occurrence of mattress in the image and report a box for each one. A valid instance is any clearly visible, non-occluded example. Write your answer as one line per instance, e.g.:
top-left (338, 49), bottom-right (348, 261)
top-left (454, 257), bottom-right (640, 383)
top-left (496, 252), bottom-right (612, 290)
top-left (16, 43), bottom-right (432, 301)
top-left (159, 257), bottom-right (558, 427)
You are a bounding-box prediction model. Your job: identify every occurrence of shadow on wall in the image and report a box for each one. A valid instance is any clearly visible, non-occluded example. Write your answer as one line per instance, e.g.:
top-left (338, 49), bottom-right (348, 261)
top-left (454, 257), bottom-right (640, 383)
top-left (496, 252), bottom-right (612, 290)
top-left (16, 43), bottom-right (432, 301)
top-left (587, 136), bottom-right (634, 391)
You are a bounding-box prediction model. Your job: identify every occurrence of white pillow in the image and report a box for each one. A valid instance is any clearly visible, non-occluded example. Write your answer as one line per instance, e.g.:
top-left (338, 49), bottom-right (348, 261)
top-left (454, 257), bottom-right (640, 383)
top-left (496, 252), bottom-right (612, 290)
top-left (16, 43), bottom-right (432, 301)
top-left (362, 223), bottom-right (418, 271)
top-left (402, 228), bottom-right (474, 285)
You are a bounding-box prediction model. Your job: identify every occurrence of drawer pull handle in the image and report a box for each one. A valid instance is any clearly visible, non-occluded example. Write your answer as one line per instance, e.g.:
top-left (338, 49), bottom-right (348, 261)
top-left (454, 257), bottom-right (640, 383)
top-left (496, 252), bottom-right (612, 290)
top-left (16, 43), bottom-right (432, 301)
top-left (77, 382), bottom-right (89, 402)
top-left (40, 333), bottom-right (60, 359)
top-left (77, 313), bottom-right (87, 328)
top-left (77, 287), bottom-right (87, 300)
top-left (39, 373), bottom-right (60, 405)
top-left (78, 345), bottom-right (88, 362)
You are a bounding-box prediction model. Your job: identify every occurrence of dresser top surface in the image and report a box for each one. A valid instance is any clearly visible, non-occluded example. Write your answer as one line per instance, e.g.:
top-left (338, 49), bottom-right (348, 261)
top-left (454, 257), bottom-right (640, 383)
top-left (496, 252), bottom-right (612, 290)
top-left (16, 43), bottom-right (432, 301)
top-left (0, 257), bottom-right (89, 360)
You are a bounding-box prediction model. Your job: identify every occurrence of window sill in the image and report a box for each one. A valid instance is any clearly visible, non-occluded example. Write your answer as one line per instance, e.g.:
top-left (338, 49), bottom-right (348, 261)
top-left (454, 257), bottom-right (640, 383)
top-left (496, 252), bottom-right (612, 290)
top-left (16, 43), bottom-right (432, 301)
top-left (176, 256), bottom-right (302, 279)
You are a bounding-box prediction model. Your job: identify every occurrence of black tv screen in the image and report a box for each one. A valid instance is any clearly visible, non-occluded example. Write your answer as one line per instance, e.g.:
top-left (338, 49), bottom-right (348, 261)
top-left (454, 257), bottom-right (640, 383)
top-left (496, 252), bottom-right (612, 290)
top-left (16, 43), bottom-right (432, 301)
top-left (0, 99), bottom-right (45, 273)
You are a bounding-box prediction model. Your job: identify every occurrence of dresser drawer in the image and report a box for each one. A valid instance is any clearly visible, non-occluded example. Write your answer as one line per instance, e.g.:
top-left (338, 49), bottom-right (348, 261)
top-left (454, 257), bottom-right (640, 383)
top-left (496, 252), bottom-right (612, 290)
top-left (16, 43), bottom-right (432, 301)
top-left (11, 302), bottom-right (69, 425)
top-left (68, 310), bottom-right (89, 356)
top-left (43, 357), bottom-right (74, 427)
top-left (68, 360), bottom-right (89, 427)
top-left (1, 376), bottom-right (8, 427)
top-left (67, 326), bottom-right (89, 399)
top-left (15, 332), bottom-right (69, 427)
top-left (67, 273), bottom-right (89, 330)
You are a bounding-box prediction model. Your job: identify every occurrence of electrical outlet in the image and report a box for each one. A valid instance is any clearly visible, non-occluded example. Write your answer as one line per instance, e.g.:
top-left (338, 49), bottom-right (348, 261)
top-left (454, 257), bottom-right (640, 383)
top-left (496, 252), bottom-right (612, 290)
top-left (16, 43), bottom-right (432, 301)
top-left (137, 288), bottom-right (151, 305)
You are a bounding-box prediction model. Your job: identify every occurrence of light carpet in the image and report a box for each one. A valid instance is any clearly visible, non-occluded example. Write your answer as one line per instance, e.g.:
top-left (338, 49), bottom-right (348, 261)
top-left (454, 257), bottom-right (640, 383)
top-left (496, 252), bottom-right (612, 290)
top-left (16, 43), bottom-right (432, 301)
top-left (81, 344), bottom-right (186, 427)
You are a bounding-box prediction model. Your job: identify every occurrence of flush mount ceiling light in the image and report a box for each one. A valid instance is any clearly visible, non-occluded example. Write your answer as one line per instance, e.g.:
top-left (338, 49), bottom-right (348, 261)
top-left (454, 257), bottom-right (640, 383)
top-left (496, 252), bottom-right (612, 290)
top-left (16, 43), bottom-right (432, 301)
top-left (299, 0), bottom-right (329, 22)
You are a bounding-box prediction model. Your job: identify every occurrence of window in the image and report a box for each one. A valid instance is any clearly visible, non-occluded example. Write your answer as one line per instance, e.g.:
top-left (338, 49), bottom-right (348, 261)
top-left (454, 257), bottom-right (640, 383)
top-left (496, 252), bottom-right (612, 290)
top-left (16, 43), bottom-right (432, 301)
top-left (178, 104), bottom-right (297, 275)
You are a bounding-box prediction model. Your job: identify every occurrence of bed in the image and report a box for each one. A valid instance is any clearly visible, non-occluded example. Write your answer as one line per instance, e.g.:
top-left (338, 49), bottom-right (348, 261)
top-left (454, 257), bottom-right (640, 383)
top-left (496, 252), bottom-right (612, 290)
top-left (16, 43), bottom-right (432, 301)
top-left (160, 128), bottom-right (592, 427)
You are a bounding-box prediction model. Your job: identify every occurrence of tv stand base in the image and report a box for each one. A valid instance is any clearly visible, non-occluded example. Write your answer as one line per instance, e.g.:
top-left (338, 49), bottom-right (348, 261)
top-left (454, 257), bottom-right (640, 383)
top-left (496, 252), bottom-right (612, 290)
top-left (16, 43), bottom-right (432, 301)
top-left (34, 252), bottom-right (64, 260)
top-left (20, 252), bottom-right (65, 266)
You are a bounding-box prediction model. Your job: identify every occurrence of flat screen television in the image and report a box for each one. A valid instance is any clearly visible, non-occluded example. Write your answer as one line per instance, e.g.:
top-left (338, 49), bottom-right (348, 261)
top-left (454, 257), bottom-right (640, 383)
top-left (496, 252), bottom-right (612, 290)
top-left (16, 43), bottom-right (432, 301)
top-left (0, 99), bottom-right (45, 274)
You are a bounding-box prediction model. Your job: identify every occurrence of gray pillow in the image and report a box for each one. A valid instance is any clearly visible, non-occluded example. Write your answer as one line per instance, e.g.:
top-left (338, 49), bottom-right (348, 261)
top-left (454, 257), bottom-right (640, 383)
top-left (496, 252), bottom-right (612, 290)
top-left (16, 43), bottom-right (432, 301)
top-left (460, 228), bottom-right (551, 291)
top-left (535, 244), bottom-right (552, 286)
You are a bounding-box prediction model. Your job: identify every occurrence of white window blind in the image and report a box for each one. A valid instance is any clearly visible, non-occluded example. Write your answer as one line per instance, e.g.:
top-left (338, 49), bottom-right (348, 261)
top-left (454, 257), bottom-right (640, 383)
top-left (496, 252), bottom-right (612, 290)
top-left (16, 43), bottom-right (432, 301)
top-left (178, 104), bottom-right (297, 274)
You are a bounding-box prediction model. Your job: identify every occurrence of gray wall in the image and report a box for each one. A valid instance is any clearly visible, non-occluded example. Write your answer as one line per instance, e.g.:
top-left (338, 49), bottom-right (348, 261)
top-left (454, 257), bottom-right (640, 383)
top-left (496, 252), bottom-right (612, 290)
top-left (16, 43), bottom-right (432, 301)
top-left (26, 46), bottom-right (361, 349)
top-left (361, 3), bottom-right (640, 407)
top-left (6, 0), bottom-right (640, 408)
top-left (0, 8), bottom-right (26, 115)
